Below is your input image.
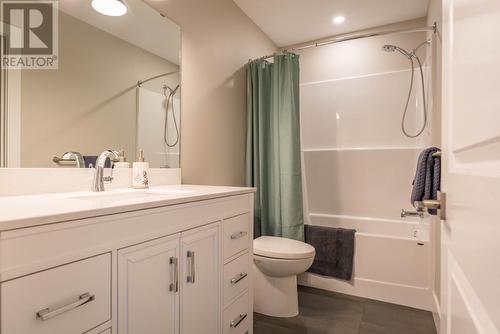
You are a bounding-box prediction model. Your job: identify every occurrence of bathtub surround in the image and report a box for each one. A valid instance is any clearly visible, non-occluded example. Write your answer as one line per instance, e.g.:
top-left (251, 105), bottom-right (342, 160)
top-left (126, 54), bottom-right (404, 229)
top-left (137, 87), bottom-right (181, 169)
top-left (297, 18), bottom-right (437, 311)
top-left (246, 54), bottom-right (304, 241)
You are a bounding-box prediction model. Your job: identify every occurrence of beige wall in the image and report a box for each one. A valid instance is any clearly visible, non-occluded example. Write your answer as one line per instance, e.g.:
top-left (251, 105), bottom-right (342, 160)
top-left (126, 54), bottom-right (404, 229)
top-left (21, 12), bottom-right (179, 167)
top-left (145, 0), bottom-right (277, 186)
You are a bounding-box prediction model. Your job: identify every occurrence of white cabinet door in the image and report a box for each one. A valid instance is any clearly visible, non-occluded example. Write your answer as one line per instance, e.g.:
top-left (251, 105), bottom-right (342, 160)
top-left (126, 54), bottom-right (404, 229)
top-left (118, 234), bottom-right (181, 334)
top-left (181, 223), bottom-right (221, 334)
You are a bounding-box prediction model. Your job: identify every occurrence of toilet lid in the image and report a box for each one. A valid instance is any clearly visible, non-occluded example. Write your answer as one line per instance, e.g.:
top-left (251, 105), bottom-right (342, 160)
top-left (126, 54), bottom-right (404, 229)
top-left (254, 236), bottom-right (315, 259)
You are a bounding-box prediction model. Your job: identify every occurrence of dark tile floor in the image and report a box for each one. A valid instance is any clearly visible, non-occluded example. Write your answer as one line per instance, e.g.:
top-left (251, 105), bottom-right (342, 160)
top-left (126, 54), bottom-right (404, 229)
top-left (254, 286), bottom-right (437, 334)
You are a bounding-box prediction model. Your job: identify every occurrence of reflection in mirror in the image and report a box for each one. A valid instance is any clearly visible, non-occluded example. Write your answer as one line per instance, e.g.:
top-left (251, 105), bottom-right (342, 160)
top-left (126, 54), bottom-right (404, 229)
top-left (0, 0), bottom-right (181, 168)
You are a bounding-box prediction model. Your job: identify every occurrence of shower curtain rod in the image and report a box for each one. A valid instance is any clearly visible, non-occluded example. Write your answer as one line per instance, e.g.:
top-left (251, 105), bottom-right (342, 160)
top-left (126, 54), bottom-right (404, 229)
top-left (252, 22), bottom-right (437, 62)
top-left (137, 70), bottom-right (180, 87)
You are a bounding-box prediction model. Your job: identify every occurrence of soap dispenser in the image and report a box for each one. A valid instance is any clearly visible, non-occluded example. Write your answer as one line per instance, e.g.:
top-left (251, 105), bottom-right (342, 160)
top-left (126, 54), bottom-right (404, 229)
top-left (132, 149), bottom-right (149, 189)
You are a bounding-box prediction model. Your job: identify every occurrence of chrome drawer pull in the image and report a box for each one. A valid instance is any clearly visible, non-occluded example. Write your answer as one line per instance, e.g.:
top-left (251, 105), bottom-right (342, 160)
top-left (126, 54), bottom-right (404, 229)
top-left (230, 272), bottom-right (248, 284)
top-left (186, 251), bottom-right (195, 283)
top-left (36, 292), bottom-right (95, 321)
top-left (169, 257), bottom-right (179, 292)
top-left (230, 231), bottom-right (247, 240)
top-left (230, 313), bottom-right (247, 328)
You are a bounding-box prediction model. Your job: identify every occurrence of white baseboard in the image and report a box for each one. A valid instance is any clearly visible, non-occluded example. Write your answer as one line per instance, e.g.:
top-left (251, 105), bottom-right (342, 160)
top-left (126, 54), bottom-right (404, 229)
top-left (432, 291), bottom-right (441, 333)
top-left (298, 272), bottom-right (436, 311)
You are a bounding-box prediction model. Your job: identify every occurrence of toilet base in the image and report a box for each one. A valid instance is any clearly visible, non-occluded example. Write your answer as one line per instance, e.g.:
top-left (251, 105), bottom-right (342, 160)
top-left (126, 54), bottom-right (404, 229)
top-left (253, 262), bottom-right (299, 318)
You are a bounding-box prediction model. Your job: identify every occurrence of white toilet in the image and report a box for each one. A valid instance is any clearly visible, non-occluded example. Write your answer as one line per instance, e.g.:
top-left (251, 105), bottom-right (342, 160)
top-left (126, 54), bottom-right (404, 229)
top-left (253, 236), bottom-right (316, 317)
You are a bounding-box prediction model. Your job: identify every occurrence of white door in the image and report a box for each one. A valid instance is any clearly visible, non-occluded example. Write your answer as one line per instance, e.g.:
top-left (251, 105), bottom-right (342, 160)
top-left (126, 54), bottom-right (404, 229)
top-left (440, 0), bottom-right (500, 333)
top-left (118, 234), bottom-right (181, 334)
top-left (181, 223), bottom-right (221, 334)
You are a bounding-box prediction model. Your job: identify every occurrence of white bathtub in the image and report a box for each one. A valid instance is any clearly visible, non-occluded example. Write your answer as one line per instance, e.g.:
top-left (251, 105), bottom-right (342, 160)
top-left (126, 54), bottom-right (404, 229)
top-left (298, 213), bottom-right (436, 311)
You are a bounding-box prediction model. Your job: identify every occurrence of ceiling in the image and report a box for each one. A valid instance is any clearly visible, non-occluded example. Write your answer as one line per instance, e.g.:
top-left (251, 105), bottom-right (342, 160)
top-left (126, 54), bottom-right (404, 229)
top-left (59, 0), bottom-right (180, 65)
top-left (233, 0), bottom-right (430, 47)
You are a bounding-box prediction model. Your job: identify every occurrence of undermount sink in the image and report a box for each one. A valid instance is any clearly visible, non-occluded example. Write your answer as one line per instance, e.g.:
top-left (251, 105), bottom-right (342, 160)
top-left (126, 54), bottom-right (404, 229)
top-left (64, 188), bottom-right (197, 202)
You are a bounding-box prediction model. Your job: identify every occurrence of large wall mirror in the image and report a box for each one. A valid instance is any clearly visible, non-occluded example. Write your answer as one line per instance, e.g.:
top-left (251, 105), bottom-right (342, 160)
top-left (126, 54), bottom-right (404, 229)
top-left (0, 0), bottom-right (181, 168)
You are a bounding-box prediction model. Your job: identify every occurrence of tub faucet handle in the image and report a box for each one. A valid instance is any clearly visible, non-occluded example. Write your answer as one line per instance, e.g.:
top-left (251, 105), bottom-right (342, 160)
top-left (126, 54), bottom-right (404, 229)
top-left (401, 208), bottom-right (425, 218)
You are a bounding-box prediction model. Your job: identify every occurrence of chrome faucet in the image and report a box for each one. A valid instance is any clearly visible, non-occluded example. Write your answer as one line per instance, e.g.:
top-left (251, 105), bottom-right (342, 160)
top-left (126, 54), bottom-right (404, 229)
top-left (401, 201), bottom-right (426, 218)
top-left (92, 150), bottom-right (120, 192)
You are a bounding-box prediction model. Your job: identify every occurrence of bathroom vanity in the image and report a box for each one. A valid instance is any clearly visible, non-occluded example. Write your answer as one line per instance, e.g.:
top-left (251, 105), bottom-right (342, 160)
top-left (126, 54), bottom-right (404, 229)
top-left (0, 185), bottom-right (255, 334)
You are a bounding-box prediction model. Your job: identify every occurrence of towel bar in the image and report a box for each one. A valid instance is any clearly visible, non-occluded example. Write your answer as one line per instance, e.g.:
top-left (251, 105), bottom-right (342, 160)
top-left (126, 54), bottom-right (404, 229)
top-left (401, 208), bottom-right (425, 218)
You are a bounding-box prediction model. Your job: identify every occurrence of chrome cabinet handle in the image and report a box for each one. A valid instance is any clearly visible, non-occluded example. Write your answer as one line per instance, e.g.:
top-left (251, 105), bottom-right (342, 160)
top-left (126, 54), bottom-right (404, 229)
top-left (230, 272), bottom-right (248, 285)
top-left (169, 257), bottom-right (179, 292)
top-left (230, 231), bottom-right (247, 240)
top-left (36, 292), bottom-right (95, 321)
top-left (186, 251), bottom-right (195, 283)
top-left (230, 313), bottom-right (248, 328)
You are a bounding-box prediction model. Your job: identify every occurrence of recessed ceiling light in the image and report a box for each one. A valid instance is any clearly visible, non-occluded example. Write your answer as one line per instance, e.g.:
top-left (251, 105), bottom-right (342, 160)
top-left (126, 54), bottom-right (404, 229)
top-left (92, 0), bottom-right (127, 17)
top-left (333, 16), bottom-right (345, 24)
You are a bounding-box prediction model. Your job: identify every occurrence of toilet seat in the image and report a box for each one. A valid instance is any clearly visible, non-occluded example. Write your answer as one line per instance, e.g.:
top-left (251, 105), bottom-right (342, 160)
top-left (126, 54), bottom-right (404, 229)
top-left (253, 236), bottom-right (315, 260)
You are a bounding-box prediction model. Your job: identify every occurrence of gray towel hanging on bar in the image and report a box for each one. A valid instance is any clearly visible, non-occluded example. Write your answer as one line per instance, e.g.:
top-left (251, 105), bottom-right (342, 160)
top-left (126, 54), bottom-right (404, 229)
top-left (411, 147), bottom-right (441, 215)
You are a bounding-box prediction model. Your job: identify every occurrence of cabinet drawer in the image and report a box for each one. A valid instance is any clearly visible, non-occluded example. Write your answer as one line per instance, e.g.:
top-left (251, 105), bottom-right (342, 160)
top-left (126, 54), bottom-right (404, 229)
top-left (223, 214), bottom-right (250, 259)
top-left (1, 253), bottom-right (111, 334)
top-left (223, 292), bottom-right (250, 334)
top-left (223, 252), bottom-right (250, 306)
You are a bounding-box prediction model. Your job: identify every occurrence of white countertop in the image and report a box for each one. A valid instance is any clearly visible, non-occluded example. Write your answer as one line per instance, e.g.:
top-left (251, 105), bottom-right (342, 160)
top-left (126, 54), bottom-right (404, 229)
top-left (0, 185), bottom-right (255, 231)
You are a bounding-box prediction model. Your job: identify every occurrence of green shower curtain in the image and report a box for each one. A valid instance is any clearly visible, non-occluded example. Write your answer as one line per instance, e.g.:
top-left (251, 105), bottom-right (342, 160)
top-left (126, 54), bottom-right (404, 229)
top-left (245, 53), bottom-right (304, 241)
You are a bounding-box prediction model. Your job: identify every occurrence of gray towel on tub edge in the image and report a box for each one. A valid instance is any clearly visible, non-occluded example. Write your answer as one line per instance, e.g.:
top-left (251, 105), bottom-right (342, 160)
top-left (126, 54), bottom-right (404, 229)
top-left (304, 225), bottom-right (356, 281)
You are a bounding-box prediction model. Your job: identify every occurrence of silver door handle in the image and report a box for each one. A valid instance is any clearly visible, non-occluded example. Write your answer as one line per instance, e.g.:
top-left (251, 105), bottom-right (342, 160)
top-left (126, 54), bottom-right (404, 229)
top-left (230, 231), bottom-right (247, 240)
top-left (169, 257), bottom-right (179, 292)
top-left (230, 313), bottom-right (248, 328)
top-left (36, 292), bottom-right (95, 321)
top-left (186, 251), bottom-right (195, 283)
top-left (230, 272), bottom-right (248, 284)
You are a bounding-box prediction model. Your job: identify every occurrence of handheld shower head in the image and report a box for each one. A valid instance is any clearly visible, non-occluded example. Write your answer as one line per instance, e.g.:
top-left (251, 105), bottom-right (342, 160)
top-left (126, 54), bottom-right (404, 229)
top-left (382, 40), bottom-right (430, 138)
top-left (382, 44), bottom-right (412, 58)
top-left (382, 45), bottom-right (397, 52)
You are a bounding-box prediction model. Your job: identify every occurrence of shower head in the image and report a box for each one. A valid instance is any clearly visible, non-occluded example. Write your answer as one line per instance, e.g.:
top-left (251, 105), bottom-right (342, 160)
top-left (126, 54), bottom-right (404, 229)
top-left (382, 45), bottom-right (397, 52)
top-left (382, 44), bottom-right (412, 59)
